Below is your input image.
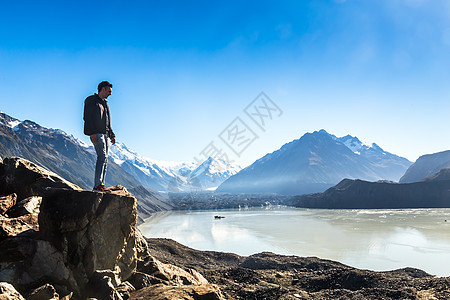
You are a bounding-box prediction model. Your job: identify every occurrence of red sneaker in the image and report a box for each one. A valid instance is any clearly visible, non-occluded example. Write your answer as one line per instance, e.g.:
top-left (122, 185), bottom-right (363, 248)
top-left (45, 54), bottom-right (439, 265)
top-left (93, 184), bottom-right (111, 192)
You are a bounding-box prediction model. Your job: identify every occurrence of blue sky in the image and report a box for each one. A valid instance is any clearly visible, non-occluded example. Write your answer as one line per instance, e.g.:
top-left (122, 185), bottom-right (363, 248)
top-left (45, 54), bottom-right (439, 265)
top-left (1, 0), bottom-right (450, 165)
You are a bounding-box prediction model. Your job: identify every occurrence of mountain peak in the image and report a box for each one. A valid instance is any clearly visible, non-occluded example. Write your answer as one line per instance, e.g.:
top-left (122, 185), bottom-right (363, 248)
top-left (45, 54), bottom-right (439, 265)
top-left (0, 112), bottom-right (22, 130)
top-left (300, 129), bottom-right (334, 141)
top-left (218, 129), bottom-right (412, 195)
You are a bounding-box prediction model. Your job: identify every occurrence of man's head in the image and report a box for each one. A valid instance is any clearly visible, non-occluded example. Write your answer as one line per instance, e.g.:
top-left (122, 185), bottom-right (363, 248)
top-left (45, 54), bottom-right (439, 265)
top-left (98, 81), bottom-right (113, 100)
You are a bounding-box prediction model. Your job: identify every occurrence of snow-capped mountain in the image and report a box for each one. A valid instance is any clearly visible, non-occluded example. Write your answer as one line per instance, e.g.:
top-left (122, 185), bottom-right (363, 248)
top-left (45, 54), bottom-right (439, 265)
top-left (2, 109), bottom-right (242, 193)
top-left (186, 156), bottom-right (242, 191)
top-left (334, 134), bottom-right (372, 154)
top-left (334, 134), bottom-right (412, 177)
top-left (108, 142), bottom-right (242, 192)
top-left (0, 112), bottom-right (22, 130)
top-left (217, 129), bottom-right (412, 195)
top-left (0, 111), bottom-right (171, 218)
top-left (108, 142), bottom-right (192, 191)
top-left (0, 112), bottom-right (135, 189)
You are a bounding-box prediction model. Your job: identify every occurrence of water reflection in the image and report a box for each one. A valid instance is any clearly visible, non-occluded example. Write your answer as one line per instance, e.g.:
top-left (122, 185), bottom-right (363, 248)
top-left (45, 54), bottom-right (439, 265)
top-left (139, 207), bottom-right (450, 277)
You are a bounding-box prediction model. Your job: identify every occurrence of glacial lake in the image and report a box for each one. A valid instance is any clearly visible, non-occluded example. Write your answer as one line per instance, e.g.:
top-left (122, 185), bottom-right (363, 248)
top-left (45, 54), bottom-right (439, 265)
top-left (139, 207), bottom-right (450, 277)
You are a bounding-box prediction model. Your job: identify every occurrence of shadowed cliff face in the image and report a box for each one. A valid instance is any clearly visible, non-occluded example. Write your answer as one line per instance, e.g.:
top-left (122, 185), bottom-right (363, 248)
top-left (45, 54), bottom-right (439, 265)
top-left (38, 188), bottom-right (139, 293)
top-left (0, 157), bottom-right (140, 296)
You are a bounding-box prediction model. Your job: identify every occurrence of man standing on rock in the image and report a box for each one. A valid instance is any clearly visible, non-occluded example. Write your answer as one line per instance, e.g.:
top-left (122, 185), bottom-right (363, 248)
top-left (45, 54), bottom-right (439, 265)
top-left (83, 81), bottom-right (116, 192)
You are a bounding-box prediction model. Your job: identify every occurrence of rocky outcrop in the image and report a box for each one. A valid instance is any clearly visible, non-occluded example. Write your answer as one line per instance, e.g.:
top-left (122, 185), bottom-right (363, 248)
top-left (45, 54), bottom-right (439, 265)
top-left (0, 157), bottom-right (75, 242)
top-left (0, 157), bottom-right (81, 200)
top-left (0, 157), bottom-right (223, 299)
top-left (37, 186), bottom-right (139, 294)
top-left (288, 178), bottom-right (450, 209)
top-left (137, 255), bottom-right (208, 286)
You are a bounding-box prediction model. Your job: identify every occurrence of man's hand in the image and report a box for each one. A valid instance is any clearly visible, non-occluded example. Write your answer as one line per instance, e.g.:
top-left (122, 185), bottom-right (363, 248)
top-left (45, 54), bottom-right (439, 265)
top-left (90, 134), bottom-right (98, 143)
top-left (110, 136), bottom-right (116, 145)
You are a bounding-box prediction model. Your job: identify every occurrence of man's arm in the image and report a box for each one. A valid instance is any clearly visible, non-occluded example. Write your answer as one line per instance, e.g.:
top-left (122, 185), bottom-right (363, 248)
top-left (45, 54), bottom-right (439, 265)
top-left (105, 101), bottom-right (116, 144)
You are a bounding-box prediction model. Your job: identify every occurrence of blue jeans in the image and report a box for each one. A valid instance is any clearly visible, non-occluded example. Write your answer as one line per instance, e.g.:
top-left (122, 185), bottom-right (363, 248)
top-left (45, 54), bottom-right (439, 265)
top-left (92, 133), bottom-right (109, 187)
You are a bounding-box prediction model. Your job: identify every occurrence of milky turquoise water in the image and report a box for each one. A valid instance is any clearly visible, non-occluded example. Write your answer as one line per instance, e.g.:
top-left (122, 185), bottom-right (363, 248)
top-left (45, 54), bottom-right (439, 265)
top-left (139, 207), bottom-right (450, 277)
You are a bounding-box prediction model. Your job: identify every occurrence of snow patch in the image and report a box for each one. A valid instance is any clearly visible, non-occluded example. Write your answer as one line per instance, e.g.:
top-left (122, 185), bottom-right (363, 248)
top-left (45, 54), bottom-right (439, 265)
top-left (8, 120), bottom-right (21, 129)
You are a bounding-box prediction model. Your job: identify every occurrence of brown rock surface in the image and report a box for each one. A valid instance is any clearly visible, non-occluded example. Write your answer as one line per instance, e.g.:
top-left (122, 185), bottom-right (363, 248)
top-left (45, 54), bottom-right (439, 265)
top-left (127, 271), bottom-right (168, 290)
top-left (0, 282), bottom-right (25, 300)
top-left (146, 238), bottom-right (450, 300)
top-left (129, 283), bottom-right (224, 300)
top-left (138, 255), bottom-right (208, 286)
top-left (5, 196), bottom-right (41, 218)
top-left (0, 157), bottom-right (221, 299)
top-left (0, 157), bottom-right (81, 200)
top-left (84, 270), bottom-right (124, 300)
top-left (0, 194), bottom-right (16, 215)
top-left (0, 236), bottom-right (74, 294)
top-left (38, 186), bottom-right (138, 295)
top-left (27, 284), bottom-right (59, 300)
top-left (0, 214), bottom-right (38, 239)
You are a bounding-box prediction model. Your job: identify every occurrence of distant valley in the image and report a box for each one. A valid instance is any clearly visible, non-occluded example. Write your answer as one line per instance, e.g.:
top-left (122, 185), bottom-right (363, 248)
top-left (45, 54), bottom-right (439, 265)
top-left (2, 110), bottom-right (450, 212)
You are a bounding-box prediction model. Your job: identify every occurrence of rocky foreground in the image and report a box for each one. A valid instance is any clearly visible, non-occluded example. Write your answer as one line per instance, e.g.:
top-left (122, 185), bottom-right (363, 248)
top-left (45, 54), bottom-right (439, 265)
top-left (1, 157), bottom-right (449, 299)
top-left (147, 238), bottom-right (450, 299)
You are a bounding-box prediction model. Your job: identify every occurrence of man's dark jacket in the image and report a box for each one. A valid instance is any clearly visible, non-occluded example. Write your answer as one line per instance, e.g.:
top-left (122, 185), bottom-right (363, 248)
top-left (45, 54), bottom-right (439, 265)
top-left (83, 94), bottom-right (115, 138)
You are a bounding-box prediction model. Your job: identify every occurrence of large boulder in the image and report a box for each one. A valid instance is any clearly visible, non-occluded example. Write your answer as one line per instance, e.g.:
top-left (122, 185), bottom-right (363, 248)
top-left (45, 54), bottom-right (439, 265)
top-left (138, 256), bottom-right (208, 286)
top-left (38, 186), bottom-right (138, 295)
top-left (0, 157), bottom-right (81, 200)
top-left (0, 157), bottom-right (221, 298)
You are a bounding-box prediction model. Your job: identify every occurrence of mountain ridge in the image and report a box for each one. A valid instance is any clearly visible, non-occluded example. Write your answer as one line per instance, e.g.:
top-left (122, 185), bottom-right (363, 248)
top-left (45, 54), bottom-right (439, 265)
top-left (0, 111), bottom-right (171, 219)
top-left (400, 150), bottom-right (450, 183)
top-left (217, 129), bottom-right (412, 195)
